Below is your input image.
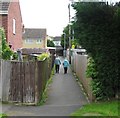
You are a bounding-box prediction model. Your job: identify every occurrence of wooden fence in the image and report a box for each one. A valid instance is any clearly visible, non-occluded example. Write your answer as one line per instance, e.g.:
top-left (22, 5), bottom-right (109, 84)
top-left (71, 50), bottom-right (95, 102)
top-left (0, 56), bottom-right (53, 104)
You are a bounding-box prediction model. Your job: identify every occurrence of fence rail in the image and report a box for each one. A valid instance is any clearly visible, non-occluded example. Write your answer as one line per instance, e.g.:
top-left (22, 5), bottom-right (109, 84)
top-left (0, 56), bottom-right (53, 104)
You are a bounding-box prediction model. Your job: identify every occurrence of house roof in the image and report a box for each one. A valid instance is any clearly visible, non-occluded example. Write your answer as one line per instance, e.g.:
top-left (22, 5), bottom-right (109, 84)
top-left (53, 36), bottom-right (61, 41)
top-left (0, 0), bottom-right (10, 14)
top-left (23, 28), bottom-right (47, 39)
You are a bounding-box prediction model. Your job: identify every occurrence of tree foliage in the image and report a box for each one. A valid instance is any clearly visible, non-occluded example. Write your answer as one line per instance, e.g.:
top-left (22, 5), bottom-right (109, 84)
top-left (47, 40), bottom-right (55, 47)
top-left (73, 2), bottom-right (120, 100)
top-left (0, 28), bottom-right (13, 60)
top-left (61, 25), bottom-right (79, 49)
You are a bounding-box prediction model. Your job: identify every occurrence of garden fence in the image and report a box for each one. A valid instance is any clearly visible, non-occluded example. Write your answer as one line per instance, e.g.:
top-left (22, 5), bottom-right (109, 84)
top-left (0, 57), bottom-right (53, 104)
top-left (71, 50), bottom-right (95, 102)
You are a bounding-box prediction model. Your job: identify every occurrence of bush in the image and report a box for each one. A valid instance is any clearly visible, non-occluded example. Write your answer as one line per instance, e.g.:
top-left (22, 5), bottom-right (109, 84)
top-left (0, 28), bottom-right (13, 60)
top-left (37, 53), bottom-right (50, 61)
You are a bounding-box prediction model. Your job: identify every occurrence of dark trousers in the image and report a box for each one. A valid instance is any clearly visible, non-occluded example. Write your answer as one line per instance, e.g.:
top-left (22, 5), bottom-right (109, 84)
top-left (64, 67), bottom-right (68, 74)
top-left (55, 64), bottom-right (60, 73)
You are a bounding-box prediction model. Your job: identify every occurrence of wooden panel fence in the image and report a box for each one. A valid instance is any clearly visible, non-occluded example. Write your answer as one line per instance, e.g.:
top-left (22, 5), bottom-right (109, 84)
top-left (0, 56), bottom-right (53, 104)
top-left (71, 50), bottom-right (95, 102)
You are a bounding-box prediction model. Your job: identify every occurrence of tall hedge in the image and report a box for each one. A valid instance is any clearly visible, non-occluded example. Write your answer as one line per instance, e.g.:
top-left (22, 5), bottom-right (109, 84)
top-left (73, 2), bottom-right (120, 100)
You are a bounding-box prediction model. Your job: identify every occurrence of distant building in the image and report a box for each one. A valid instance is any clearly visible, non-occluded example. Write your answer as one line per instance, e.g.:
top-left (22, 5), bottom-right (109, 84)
top-left (22, 28), bottom-right (47, 49)
top-left (0, 0), bottom-right (23, 51)
top-left (53, 36), bottom-right (62, 47)
top-left (53, 36), bottom-right (63, 56)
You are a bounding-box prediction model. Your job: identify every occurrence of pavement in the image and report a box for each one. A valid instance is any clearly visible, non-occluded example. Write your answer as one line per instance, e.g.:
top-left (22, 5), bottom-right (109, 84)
top-left (1, 57), bottom-right (88, 116)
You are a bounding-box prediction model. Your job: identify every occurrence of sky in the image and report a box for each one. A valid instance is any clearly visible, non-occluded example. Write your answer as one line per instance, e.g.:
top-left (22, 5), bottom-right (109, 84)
top-left (19, 0), bottom-right (119, 37)
top-left (19, 0), bottom-right (76, 37)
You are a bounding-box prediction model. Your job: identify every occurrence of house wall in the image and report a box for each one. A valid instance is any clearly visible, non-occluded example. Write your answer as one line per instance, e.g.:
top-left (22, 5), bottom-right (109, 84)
top-left (44, 37), bottom-right (47, 48)
top-left (8, 0), bottom-right (23, 51)
top-left (22, 38), bottom-right (46, 49)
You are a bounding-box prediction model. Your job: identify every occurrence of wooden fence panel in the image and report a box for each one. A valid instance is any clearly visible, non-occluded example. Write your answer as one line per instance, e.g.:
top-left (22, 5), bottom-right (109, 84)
top-left (71, 53), bottom-right (95, 102)
top-left (1, 57), bottom-right (53, 104)
top-left (1, 60), bottom-right (11, 101)
top-left (0, 60), bottom-right (1, 101)
top-left (23, 62), bottom-right (35, 103)
top-left (36, 61), bottom-right (43, 103)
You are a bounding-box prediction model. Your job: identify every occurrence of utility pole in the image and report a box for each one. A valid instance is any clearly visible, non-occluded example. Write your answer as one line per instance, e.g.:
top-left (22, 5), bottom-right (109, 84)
top-left (63, 33), bottom-right (66, 57)
top-left (68, 0), bottom-right (75, 63)
top-left (68, 2), bottom-right (71, 63)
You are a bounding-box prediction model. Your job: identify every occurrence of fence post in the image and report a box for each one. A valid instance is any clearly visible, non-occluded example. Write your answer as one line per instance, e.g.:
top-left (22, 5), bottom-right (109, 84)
top-left (35, 61), bottom-right (38, 104)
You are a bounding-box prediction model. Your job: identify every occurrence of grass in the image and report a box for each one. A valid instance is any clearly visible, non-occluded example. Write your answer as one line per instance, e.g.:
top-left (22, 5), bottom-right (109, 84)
top-left (38, 66), bottom-right (54, 105)
top-left (71, 100), bottom-right (119, 117)
top-left (0, 114), bottom-right (7, 118)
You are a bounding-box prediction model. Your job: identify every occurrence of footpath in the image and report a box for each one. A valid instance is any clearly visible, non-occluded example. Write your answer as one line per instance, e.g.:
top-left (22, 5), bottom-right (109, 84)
top-left (1, 57), bottom-right (88, 116)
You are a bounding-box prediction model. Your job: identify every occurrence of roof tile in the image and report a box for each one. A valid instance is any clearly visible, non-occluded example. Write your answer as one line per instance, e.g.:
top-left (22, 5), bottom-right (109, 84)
top-left (23, 28), bottom-right (47, 39)
top-left (0, 0), bottom-right (10, 11)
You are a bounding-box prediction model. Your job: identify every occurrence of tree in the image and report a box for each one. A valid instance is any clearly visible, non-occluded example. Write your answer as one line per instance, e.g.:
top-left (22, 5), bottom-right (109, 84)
top-left (0, 28), bottom-right (13, 60)
top-left (72, 2), bottom-right (120, 100)
top-left (47, 39), bottom-right (55, 47)
top-left (61, 25), bottom-right (69, 49)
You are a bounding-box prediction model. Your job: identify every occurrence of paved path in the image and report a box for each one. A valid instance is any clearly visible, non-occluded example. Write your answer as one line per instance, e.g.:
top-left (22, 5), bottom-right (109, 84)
top-left (2, 57), bottom-right (88, 116)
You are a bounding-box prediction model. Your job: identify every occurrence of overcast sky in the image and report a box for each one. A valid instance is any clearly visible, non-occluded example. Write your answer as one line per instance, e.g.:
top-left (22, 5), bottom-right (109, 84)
top-left (19, 0), bottom-right (119, 37)
top-left (19, 0), bottom-right (76, 37)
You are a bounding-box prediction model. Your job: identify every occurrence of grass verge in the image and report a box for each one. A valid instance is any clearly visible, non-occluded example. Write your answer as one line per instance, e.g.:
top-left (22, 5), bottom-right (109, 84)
top-left (38, 66), bottom-right (55, 105)
top-left (0, 114), bottom-right (7, 118)
top-left (71, 100), bottom-right (119, 116)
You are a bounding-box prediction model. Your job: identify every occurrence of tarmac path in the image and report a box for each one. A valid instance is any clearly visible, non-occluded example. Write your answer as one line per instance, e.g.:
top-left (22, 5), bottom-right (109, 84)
top-left (2, 57), bottom-right (88, 116)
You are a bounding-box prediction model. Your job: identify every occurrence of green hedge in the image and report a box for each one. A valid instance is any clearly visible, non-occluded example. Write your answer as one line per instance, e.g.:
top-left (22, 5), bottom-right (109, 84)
top-left (73, 2), bottom-right (120, 100)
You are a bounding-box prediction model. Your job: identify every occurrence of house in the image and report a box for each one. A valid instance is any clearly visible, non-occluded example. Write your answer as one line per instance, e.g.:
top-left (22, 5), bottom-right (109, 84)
top-left (0, 0), bottom-right (23, 51)
top-left (53, 36), bottom-right (63, 56)
top-left (22, 28), bottom-right (47, 49)
top-left (53, 36), bottom-right (61, 47)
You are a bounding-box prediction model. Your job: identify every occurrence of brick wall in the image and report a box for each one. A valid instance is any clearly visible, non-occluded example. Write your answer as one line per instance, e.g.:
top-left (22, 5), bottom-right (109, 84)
top-left (8, 1), bottom-right (23, 51)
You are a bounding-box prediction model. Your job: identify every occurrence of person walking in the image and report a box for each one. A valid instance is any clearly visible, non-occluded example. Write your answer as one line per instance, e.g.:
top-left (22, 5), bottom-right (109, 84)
top-left (63, 58), bottom-right (69, 74)
top-left (54, 55), bottom-right (61, 73)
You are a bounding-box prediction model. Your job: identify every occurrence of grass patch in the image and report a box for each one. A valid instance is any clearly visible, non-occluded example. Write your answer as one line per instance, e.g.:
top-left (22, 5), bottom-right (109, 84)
top-left (71, 100), bottom-right (119, 116)
top-left (0, 114), bottom-right (7, 118)
top-left (38, 66), bottom-right (54, 105)
top-left (38, 78), bottom-right (52, 105)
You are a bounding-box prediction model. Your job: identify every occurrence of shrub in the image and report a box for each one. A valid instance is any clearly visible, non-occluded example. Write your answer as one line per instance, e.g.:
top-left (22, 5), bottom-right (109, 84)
top-left (0, 28), bottom-right (13, 60)
top-left (37, 53), bottom-right (50, 61)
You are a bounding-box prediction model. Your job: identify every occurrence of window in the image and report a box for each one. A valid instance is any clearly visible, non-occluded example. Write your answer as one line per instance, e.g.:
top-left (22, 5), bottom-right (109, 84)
top-left (25, 39), bottom-right (33, 44)
top-left (36, 39), bottom-right (42, 44)
top-left (13, 19), bottom-right (16, 35)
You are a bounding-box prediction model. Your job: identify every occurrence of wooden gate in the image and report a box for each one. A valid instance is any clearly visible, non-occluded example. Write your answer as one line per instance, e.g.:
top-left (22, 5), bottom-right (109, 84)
top-left (9, 61), bottom-right (36, 103)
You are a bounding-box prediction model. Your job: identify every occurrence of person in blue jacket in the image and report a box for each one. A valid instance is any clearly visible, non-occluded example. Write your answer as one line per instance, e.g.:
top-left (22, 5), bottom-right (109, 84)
top-left (54, 55), bottom-right (61, 73)
top-left (63, 58), bottom-right (69, 74)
